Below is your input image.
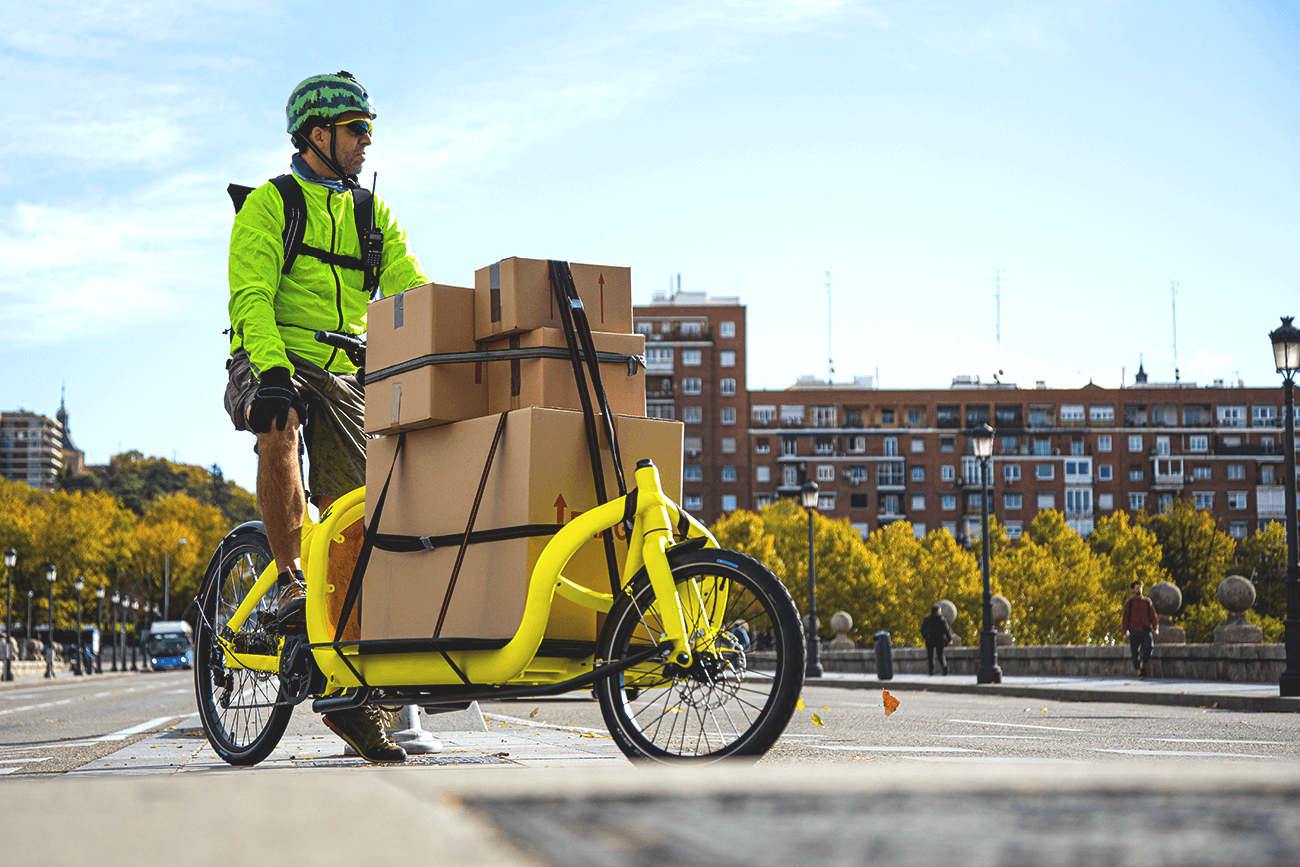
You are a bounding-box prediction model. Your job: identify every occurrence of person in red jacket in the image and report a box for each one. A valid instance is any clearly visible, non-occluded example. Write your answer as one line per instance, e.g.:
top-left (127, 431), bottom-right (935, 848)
top-left (1122, 581), bottom-right (1160, 677)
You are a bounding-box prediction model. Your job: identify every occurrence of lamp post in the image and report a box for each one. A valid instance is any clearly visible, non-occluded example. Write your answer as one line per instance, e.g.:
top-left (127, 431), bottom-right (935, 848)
top-left (1270, 316), bottom-right (1300, 697)
top-left (44, 563), bottom-right (57, 678)
top-left (110, 591), bottom-right (120, 671)
top-left (73, 575), bottom-right (85, 676)
top-left (2, 548), bottom-right (15, 686)
top-left (26, 590), bottom-right (33, 658)
top-left (801, 480), bottom-right (823, 678)
top-left (130, 598), bottom-right (140, 671)
top-left (971, 423), bottom-right (1003, 685)
top-left (95, 585), bottom-right (105, 673)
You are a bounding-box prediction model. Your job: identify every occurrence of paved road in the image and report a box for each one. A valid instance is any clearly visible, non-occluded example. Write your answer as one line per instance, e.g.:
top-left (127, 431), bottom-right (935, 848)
top-left (0, 670), bottom-right (195, 778)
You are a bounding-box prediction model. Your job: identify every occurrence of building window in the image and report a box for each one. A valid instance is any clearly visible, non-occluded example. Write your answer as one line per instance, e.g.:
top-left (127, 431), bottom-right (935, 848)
top-left (720, 378), bottom-right (737, 396)
top-left (1253, 405), bottom-right (1278, 426)
top-left (755, 466), bottom-right (770, 483)
top-left (1218, 405), bottom-right (1246, 427)
top-left (816, 465), bottom-right (834, 482)
top-left (721, 437), bottom-right (736, 453)
top-left (1064, 459), bottom-right (1091, 481)
top-left (1004, 493), bottom-right (1022, 510)
top-left (850, 493), bottom-right (869, 510)
top-left (721, 495), bottom-right (737, 511)
top-left (1000, 436), bottom-right (1017, 453)
top-left (1128, 435), bottom-right (1143, 452)
top-left (940, 437), bottom-right (955, 453)
top-left (1227, 463), bottom-right (1245, 480)
top-left (636, 322), bottom-right (653, 335)
top-left (685, 495), bottom-right (703, 510)
top-left (1098, 435), bottom-right (1112, 452)
top-left (682, 378), bottom-right (702, 395)
top-left (1036, 464), bottom-right (1055, 480)
top-left (1193, 492), bottom-right (1214, 510)
top-left (755, 438), bottom-right (770, 454)
top-left (1065, 488), bottom-right (1092, 515)
top-left (1090, 405), bottom-right (1114, 423)
top-left (942, 494), bottom-right (957, 510)
top-left (942, 521), bottom-right (959, 537)
top-left (720, 321), bottom-right (735, 338)
top-left (881, 409), bottom-right (895, 425)
top-left (912, 523), bottom-right (927, 538)
top-left (684, 436), bottom-right (702, 455)
top-left (1158, 493), bottom-right (1174, 513)
top-left (1228, 491), bottom-right (1247, 509)
top-left (884, 436), bottom-right (898, 457)
top-left (1034, 439), bottom-right (1051, 456)
top-left (721, 466), bottom-right (737, 482)
top-left (911, 466), bottom-right (925, 482)
top-left (720, 350), bottom-right (736, 367)
top-left (1189, 435), bottom-right (1208, 452)
top-left (1037, 492), bottom-right (1057, 510)
top-left (941, 465), bottom-right (955, 482)
top-left (847, 436), bottom-right (866, 453)
top-left (1230, 521), bottom-right (1248, 539)
top-left (1129, 493), bottom-right (1146, 510)
top-left (907, 409), bottom-right (922, 425)
top-left (878, 462), bottom-right (905, 486)
top-left (818, 494), bottom-right (836, 511)
top-left (1060, 404), bottom-right (1085, 422)
top-left (1005, 521), bottom-right (1023, 540)
top-left (720, 408), bottom-right (736, 425)
top-left (683, 406), bottom-right (702, 424)
top-left (684, 465), bottom-right (702, 481)
top-left (780, 405), bottom-right (805, 424)
top-left (647, 405), bottom-right (675, 420)
top-left (646, 347), bottom-right (673, 367)
top-left (911, 436), bottom-right (925, 453)
top-left (781, 437), bottom-right (797, 456)
top-left (1004, 464), bottom-right (1021, 482)
top-left (1070, 440), bottom-right (1084, 456)
top-left (782, 466), bottom-right (799, 487)
top-left (753, 405), bottom-right (776, 424)
top-left (682, 321), bottom-right (702, 337)
top-left (1098, 464), bottom-right (1112, 481)
top-left (1262, 465), bottom-right (1278, 485)
top-left (1192, 465), bottom-right (1211, 480)
top-left (911, 493), bottom-right (926, 511)
top-left (968, 493), bottom-right (983, 509)
top-left (682, 349), bottom-right (702, 366)
top-left (812, 405), bottom-right (837, 427)
top-left (1129, 468), bottom-right (1144, 481)
top-left (1098, 493), bottom-right (1114, 510)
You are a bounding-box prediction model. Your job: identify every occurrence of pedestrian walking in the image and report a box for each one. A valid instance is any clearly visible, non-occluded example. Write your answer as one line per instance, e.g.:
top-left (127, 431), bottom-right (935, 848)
top-left (920, 604), bottom-right (954, 676)
top-left (1122, 581), bottom-right (1159, 677)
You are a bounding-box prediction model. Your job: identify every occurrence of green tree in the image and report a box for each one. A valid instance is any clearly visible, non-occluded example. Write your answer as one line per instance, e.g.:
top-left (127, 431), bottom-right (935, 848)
top-left (131, 493), bottom-right (227, 621)
top-left (1236, 521), bottom-right (1287, 621)
top-left (58, 452), bottom-right (257, 526)
top-left (1089, 510), bottom-right (1171, 635)
top-left (1141, 497), bottom-right (1237, 609)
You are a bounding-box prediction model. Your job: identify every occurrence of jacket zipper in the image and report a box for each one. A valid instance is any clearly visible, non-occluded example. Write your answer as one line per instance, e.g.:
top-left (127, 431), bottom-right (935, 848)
top-left (324, 188), bottom-right (343, 370)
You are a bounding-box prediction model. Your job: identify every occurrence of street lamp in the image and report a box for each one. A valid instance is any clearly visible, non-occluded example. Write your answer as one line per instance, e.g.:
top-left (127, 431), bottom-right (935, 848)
top-left (971, 423), bottom-right (1003, 685)
top-left (110, 591), bottom-right (120, 672)
top-left (1270, 316), bottom-right (1300, 697)
top-left (44, 563), bottom-right (56, 679)
top-left (73, 575), bottom-right (85, 676)
top-left (801, 480), bottom-right (822, 678)
top-left (130, 598), bottom-right (140, 671)
top-left (26, 590), bottom-right (33, 657)
top-left (3, 548), bottom-right (15, 681)
top-left (95, 585), bottom-right (105, 673)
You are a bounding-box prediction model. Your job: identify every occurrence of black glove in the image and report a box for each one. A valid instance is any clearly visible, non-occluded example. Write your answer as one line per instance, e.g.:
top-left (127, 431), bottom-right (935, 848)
top-left (248, 367), bottom-right (307, 433)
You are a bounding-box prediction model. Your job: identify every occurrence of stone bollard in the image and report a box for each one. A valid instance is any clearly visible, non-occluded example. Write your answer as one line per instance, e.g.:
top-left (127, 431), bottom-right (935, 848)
top-left (936, 599), bottom-right (961, 646)
top-left (828, 611), bottom-right (855, 652)
top-left (991, 594), bottom-right (1014, 646)
top-left (1214, 575), bottom-right (1263, 644)
top-left (1150, 581), bottom-right (1185, 644)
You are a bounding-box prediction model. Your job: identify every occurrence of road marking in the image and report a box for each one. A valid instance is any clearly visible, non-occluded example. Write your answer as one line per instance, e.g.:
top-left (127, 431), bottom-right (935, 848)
top-left (945, 718), bottom-right (1091, 732)
top-left (483, 713), bottom-right (608, 736)
top-left (1092, 748), bottom-right (1274, 759)
top-left (0, 757), bottom-right (50, 764)
top-left (105, 716), bottom-right (179, 738)
top-left (0, 698), bottom-right (73, 717)
top-left (807, 745), bottom-right (981, 753)
top-left (162, 689), bottom-right (189, 695)
top-left (0, 767), bottom-right (20, 775)
top-left (901, 756), bottom-right (1089, 764)
top-left (937, 734), bottom-right (1055, 741)
top-left (1146, 738), bottom-right (1288, 746)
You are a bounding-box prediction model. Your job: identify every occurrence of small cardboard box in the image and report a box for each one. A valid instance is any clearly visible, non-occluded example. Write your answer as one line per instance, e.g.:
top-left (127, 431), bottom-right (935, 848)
top-left (473, 257), bottom-right (633, 341)
top-left (480, 328), bottom-right (646, 417)
top-left (364, 283), bottom-right (485, 434)
top-left (362, 407), bottom-right (683, 644)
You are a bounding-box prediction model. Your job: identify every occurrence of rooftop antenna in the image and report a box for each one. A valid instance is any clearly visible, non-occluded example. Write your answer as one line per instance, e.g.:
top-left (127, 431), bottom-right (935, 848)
top-left (825, 271), bottom-right (834, 382)
top-left (1171, 279), bottom-right (1180, 382)
top-left (993, 266), bottom-right (1004, 346)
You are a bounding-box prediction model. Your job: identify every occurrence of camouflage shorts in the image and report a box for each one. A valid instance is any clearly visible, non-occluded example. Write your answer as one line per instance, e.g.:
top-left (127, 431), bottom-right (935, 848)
top-left (224, 349), bottom-right (366, 502)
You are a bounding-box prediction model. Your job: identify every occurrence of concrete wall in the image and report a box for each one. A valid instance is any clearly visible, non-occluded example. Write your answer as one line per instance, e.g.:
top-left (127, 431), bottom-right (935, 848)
top-left (756, 644), bottom-right (1286, 682)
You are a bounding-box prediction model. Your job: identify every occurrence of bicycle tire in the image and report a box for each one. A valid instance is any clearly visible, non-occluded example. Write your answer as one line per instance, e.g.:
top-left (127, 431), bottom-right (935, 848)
top-left (595, 547), bottom-right (804, 763)
top-left (194, 529), bottom-right (293, 766)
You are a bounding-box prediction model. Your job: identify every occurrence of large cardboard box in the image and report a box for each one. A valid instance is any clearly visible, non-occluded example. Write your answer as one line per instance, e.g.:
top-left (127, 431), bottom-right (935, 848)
top-left (480, 328), bottom-right (646, 417)
top-left (362, 407), bottom-right (683, 644)
top-left (364, 283), bottom-right (485, 434)
top-left (473, 257), bottom-right (633, 341)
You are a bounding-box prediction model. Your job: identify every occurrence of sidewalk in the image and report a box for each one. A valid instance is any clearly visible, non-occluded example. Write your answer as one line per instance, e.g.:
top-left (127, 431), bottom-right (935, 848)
top-left (812, 670), bottom-right (1300, 713)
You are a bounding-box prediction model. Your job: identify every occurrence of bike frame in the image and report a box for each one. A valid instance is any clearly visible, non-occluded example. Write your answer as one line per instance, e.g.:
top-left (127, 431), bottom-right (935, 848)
top-left (214, 461), bottom-right (717, 696)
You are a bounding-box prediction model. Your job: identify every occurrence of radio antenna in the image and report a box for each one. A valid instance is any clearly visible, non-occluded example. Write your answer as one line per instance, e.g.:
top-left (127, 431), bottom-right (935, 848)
top-left (825, 271), bottom-right (833, 381)
top-left (1171, 279), bottom-right (1180, 383)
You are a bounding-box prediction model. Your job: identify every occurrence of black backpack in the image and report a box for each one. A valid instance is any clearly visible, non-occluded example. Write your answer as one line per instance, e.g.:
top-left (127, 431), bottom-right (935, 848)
top-left (227, 175), bottom-right (383, 297)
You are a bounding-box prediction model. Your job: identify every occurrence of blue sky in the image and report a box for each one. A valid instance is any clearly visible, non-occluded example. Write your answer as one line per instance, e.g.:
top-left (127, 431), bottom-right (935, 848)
top-left (3, 0), bottom-right (1297, 492)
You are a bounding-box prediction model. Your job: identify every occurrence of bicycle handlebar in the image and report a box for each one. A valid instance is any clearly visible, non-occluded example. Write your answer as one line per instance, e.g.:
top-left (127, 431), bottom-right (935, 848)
top-left (314, 330), bottom-right (366, 368)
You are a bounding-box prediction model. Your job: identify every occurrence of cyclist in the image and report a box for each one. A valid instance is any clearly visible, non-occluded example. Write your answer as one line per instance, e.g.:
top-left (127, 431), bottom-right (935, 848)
top-left (224, 71), bottom-right (429, 763)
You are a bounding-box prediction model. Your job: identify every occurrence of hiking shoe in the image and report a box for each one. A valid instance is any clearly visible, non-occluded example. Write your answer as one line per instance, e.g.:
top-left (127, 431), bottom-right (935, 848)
top-left (323, 706), bottom-right (407, 764)
top-left (273, 568), bottom-right (307, 630)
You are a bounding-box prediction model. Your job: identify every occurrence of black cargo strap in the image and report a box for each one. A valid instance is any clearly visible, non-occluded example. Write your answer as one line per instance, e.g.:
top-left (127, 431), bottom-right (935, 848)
top-left (373, 523), bottom-right (563, 553)
top-left (363, 346), bottom-right (645, 387)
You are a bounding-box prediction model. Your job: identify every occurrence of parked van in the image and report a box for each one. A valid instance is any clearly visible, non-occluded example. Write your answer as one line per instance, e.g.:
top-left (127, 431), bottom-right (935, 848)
top-left (146, 621), bottom-right (193, 671)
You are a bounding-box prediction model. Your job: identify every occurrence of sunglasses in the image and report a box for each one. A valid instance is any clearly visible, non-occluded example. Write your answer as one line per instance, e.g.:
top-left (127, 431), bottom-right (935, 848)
top-left (327, 118), bottom-right (374, 136)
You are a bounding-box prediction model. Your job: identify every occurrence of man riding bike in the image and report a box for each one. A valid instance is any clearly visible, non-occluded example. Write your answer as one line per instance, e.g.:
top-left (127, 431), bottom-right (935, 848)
top-left (223, 71), bottom-right (429, 763)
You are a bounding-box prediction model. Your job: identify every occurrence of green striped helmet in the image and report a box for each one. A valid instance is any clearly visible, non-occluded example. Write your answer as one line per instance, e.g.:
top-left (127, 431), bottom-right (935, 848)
top-left (286, 71), bottom-right (375, 134)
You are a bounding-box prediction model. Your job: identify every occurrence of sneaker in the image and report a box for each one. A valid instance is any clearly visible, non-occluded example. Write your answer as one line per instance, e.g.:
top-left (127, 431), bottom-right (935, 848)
top-left (323, 706), bottom-right (407, 763)
top-left (273, 568), bottom-right (307, 630)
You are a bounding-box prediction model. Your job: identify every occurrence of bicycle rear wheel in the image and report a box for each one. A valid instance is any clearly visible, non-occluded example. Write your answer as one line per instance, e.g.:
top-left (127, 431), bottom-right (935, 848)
top-left (595, 547), bottom-right (804, 762)
top-left (194, 528), bottom-right (293, 766)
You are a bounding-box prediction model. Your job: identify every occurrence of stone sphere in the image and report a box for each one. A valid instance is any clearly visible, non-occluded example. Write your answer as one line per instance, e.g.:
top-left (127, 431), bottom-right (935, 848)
top-left (830, 611), bottom-right (853, 634)
top-left (936, 599), bottom-right (957, 625)
top-left (1217, 575), bottom-right (1256, 613)
top-left (990, 595), bottom-right (1011, 623)
top-left (1148, 581), bottom-right (1182, 615)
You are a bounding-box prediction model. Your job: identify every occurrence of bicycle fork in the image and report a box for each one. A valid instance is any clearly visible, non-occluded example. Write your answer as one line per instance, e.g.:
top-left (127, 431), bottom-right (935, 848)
top-left (631, 461), bottom-right (694, 668)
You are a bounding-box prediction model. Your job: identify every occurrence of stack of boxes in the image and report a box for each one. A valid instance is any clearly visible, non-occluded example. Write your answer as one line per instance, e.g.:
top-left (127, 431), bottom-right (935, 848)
top-left (359, 257), bottom-right (684, 647)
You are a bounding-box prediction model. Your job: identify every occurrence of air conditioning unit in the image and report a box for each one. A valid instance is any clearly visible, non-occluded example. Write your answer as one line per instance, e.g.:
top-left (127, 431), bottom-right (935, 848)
top-left (1052, 448), bottom-right (1061, 455)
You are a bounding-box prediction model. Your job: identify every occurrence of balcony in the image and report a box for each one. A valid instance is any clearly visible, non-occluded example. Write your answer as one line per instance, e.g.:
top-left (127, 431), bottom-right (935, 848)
top-left (1217, 441), bottom-right (1281, 456)
top-left (643, 325), bottom-right (713, 343)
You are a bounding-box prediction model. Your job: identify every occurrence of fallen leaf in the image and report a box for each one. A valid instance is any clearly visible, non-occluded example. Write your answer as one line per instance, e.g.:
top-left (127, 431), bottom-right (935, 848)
top-left (882, 690), bottom-right (900, 718)
top-left (579, 732), bottom-right (597, 739)
top-left (529, 708), bottom-right (540, 719)
top-left (491, 752), bottom-right (510, 758)
top-left (810, 712), bottom-right (824, 727)
top-left (821, 706), bottom-right (830, 711)
top-left (796, 698), bottom-right (805, 710)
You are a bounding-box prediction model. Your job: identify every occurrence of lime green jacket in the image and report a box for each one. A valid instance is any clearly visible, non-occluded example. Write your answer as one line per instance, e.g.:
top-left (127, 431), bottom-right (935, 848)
top-left (228, 174), bottom-right (427, 376)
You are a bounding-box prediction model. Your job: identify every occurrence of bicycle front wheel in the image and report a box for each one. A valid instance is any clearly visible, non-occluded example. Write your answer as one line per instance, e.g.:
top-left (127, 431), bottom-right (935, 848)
top-left (595, 547), bottom-right (804, 762)
top-left (194, 528), bottom-right (293, 766)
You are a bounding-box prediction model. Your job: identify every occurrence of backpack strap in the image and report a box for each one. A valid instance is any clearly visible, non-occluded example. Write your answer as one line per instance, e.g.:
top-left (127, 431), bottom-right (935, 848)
top-left (352, 188), bottom-right (382, 299)
top-left (269, 174), bottom-right (309, 277)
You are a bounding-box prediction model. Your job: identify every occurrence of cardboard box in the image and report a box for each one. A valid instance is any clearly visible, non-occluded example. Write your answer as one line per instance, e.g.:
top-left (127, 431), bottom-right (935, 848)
top-left (480, 329), bottom-right (646, 417)
top-left (362, 407), bottom-right (683, 644)
top-left (364, 283), bottom-right (485, 434)
top-left (473, 257), bottom-right (633, 341)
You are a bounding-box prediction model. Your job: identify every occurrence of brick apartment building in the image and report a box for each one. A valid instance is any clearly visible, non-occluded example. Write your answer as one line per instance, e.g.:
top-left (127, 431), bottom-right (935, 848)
top-left (635, 292), bottom-right (1296, 542)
